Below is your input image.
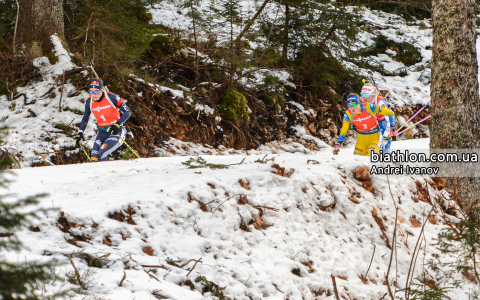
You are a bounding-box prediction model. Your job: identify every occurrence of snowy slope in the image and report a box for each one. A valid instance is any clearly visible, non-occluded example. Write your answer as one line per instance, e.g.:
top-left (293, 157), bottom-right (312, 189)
top-left (5, 139), bottom-right (473, 300)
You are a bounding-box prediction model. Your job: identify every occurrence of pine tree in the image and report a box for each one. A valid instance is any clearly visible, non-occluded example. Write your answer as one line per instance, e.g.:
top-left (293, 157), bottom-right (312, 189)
top-left (0, 128), bottom-right (57, 300)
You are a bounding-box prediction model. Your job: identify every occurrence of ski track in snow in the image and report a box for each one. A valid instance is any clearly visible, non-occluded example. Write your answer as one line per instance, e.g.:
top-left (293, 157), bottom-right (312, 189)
top-left (4, 138), bottom-right (474, 300)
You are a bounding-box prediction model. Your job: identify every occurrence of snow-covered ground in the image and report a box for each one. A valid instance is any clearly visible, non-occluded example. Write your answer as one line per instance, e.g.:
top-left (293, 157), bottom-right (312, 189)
top-left (6, 138), bottom-right (474, 300)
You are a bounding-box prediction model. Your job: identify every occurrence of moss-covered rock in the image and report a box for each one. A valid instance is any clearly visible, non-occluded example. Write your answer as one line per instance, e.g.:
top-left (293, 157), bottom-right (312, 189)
top-left (362, 35), bottom-right (422, 67)
top-left (145, 35), bottom-right (182, 63)
top-left (218, 88), bottom-right (248, 120)
top-left (265, 93), bottom-right (285, 108)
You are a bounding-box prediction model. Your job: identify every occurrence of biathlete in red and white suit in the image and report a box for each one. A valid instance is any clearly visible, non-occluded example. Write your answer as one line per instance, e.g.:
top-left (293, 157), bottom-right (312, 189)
top-left (74, 79), bottom-right (131, 162)
top-left (360, 83), bottom-right (393, 153)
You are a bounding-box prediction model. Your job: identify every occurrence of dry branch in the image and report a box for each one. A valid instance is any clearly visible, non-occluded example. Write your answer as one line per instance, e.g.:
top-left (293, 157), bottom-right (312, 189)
top-left (119, 271), bottom-right (126, 287)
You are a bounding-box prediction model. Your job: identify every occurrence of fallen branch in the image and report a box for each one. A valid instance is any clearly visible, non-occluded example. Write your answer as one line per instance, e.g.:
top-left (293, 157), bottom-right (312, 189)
top-left (331, 274), bottom-right (340, 300)
top-left (386, 208), bottom-right (399, 299)
top-left (363, 243), bottom-right (376, 283)
top-left (144, 270), bottom-right (161, 282)
top-left (118, 271), bottom-right (126, 287)
top-left (212, 194), bottom-right (245, 214)
top-left (68, 256), bottom-right (87, 290)
top-left (141, 265), bottom-right (168, 270)
top-left (58, 70), bottom-right (65, 112)
top-left (186, 257), bottom-right (202, 277)
top-left (405, 205), bottom-right (435, 300)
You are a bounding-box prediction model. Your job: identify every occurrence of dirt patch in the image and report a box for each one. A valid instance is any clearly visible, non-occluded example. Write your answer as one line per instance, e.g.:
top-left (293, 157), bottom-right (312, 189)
top-left (431, 176), bottom-right (446, 190)
top-left (291, 268), bottom-right (301, 277)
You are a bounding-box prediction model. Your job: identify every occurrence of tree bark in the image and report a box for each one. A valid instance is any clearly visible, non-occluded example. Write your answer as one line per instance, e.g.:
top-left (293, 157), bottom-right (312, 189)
top-left (430, 0), bottom-right (480, 207)
top-left (18, 0), bottom-right (64, 54)
top-left (282, 3), bottom-right (290, 64)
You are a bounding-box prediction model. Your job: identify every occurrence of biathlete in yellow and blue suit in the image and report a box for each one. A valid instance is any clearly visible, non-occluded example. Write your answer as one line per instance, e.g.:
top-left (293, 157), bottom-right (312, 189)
top-left (333, 94), bottom-right (395, 156)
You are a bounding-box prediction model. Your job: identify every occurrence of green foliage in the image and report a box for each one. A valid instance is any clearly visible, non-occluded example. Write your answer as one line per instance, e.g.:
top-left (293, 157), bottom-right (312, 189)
top-left (409, 277), bottom-right (450, 300)
top-left (64, 0), bottom-right (162, 83)
top-left (431, 208), bottom-right (480, 288)
top-left (145, 35), bottom-right (182, 63)
top-left (339, 0), bottom-right (432, 20)
top-left (0, 0), bottom-right (16, 46)
top-left (361, 35), bottom-right (422, 67)
top-left (195, 276), bottom-right (230, 300)
top-left (120, 148), bottom-right (133, 160)
top-left (182, 156), bottom-right (228, 169)
top-left (64, 107), bottom-right (84, 115)
top-left (295, 50), bottom-right (362, 101)
top-left (0, 126), bottom-right (59, 299)
top-left (254, 155), bottom-right (275, 164)
top-left (218, 89), bottom-right (248, 120)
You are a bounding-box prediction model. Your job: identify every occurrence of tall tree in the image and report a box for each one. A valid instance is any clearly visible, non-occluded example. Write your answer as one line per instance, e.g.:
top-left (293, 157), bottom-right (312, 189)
top-left (430, 0), bottom-right (480, 207)
top-left (17, 0), bottom-right (64, 55)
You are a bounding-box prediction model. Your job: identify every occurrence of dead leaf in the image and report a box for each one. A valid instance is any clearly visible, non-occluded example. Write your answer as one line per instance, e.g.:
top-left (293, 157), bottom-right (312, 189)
top-left (348, 196), bottom-right (360, 204)
top-left (238, 195), bottom-right (249, 205)
top-left (428, 215), bottom-right (436, 224)
top-left (239, 179), bottom-right (250, 190)
top-left (143, 246), bottom-right (154, 256)
top-left (302, 187), bottom-right (307, 193)
top-left (371, 206), bottom-right (378, 217)
top-left (252, 214), bottom-right (266, 230)
top-left (410, 216), bottom-right (422, 228)
top-left (353, 165), bottom-right (372, 181)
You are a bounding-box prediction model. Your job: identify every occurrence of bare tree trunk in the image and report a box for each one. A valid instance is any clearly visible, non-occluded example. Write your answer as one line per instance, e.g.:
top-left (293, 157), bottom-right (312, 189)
top-left (235, 0), bottom-right (272, 46)
top-left (192, 13), bottom-right (199, 76)
top-left (18, 0), bottom-right (64, 55)
top-left (282, 4), bottom-right (290, 64)
top-left (430, 0), bottom-right (480, 207)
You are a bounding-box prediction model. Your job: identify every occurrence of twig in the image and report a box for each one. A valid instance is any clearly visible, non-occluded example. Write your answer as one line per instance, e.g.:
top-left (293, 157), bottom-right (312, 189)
top-left (465, 196), bottom-right (480, 214)
top-left (212, 194), bottom-right (244, 214)
top-left (141, 265), bottom-right (168, 270)
top-left (118, 271), bottom-right (126, 287)
top-left (186, 257), bottom-right (202, 277)
top-left (144, 270), bottom-right (161, 282)
top-left (386, 175), bottom-right (397, 209)
top-left (405, 205), bottom-right (435, 300)
top-left (12, 0), bottom-right (19, 72)
top-left (331, 274), bottom-right (340, 300)
top-left (386, 208), bottom-right (399, 299)
top-left (58, 70), bottom-right (65, 112)
top-left (226, 158), bottom-right (246, 166)
top-left (253, 205), bottom-right (279, 212)
top-left (379, 293), bottom-right (388, 300)
top-left (68, 256), bottom-right (87, 290)
top-left (364, 243), bottom-right (376, 281)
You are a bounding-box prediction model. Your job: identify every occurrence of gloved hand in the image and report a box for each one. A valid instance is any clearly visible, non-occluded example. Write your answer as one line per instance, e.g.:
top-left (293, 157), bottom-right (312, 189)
top-left (74, 131), bottom-right (84, 147)
top-left (107, 123), bottom-right (120, 135)
top-left (333, 145), bottom-right (340, 155)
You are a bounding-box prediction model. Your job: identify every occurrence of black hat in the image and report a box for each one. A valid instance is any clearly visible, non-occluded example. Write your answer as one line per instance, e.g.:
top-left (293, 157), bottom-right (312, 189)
top-left (89, 79), bottom-right (104, 90)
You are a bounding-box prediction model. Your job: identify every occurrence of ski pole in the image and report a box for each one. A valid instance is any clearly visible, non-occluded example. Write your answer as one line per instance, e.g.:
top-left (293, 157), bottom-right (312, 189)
top-left (394, 101), bottom-right (431, 134)
top-left (119, 137), bottom-right (141, 159)
top-left (88, 61), bottom-right (100, 79)
top-left (80, 144), bottom-right (91, 162)
top-left (394, 115), bottom-right (431, 136)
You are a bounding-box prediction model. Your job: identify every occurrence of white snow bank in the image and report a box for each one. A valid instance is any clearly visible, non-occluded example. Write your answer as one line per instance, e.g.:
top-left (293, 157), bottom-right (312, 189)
top-left (5, 138), bottom-right (472, 300)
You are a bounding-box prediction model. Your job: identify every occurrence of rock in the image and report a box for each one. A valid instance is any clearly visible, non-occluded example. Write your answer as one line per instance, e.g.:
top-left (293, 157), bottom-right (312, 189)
top-left (353, 165), bottom-right (372, 181)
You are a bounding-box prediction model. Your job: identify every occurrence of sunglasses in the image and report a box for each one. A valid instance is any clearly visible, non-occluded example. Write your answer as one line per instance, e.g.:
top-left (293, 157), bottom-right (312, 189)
top-left (361, 94), bottom-right (372, 98)
top-left (348, 103), bottom-right (358, 108)
top-left (89, 90), bottom-right (101, 95)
